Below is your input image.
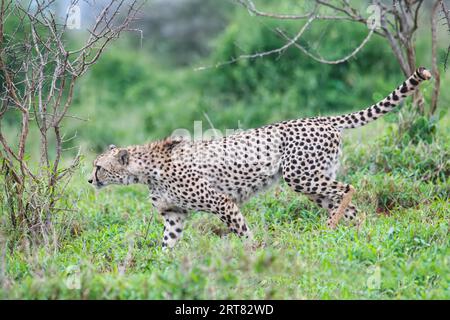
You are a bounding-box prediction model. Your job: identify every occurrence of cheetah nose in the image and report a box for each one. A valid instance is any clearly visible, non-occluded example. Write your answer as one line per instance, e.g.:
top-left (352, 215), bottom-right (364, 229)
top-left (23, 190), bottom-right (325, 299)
top-left (88, 179), bottom-right (93, 184)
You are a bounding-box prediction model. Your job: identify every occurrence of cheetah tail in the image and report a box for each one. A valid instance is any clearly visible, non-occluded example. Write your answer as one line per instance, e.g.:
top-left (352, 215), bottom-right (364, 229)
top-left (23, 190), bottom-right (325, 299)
top-left (330, 67), bottom-right (432, 129)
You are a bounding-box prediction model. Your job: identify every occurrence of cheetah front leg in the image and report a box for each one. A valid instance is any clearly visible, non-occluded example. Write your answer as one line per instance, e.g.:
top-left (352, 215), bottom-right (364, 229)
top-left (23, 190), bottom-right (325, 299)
top-left (160, 209), bottom-right (187, 249)
top-left (213, 195), bottom-right (253, 239)
top-left (190, 188), bottom-right (253, 240)
top-left (175, 180), bottom-right (253, 242)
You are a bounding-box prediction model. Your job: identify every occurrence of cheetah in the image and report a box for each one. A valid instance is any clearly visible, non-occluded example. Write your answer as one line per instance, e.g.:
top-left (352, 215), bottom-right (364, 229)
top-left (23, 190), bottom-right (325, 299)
top-left (89, 67), bottom-right (431, 248)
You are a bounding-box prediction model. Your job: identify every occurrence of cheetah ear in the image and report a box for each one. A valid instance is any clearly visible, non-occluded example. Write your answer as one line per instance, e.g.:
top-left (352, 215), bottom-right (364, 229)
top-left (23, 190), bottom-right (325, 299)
top-left (117, 149), bottom-right (129, 166)
top-left (109, 144), bottom-right (117, 150)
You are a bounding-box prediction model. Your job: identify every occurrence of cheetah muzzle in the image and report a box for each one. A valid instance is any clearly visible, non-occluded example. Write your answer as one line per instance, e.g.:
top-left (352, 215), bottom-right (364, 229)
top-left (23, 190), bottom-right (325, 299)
top-left (89, 67), bottom-right (432, 248)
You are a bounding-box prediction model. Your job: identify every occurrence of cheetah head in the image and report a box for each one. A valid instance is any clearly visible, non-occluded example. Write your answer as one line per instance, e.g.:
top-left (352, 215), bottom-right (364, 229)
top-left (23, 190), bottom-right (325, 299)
top-left (88, 145), bottom-right (138, 189)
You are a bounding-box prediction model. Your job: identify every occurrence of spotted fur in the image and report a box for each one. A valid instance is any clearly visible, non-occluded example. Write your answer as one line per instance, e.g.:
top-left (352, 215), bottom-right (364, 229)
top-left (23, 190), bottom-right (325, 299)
top-left (89, 67), bottom-right (431, 248)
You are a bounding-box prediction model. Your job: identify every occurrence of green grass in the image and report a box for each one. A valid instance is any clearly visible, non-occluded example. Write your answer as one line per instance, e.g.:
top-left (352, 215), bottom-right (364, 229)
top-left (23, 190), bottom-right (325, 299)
top-left (1, 116), bottom-right (449, 300)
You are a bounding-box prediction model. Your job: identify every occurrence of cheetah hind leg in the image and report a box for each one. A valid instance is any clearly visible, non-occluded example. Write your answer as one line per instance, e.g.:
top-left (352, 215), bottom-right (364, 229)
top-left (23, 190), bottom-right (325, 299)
top-left (327, 185), bottom-right (355, 229)
top-left (307, 195), bottom-right (358, 223)
top-left (283, 172), bottom-right (355, 229)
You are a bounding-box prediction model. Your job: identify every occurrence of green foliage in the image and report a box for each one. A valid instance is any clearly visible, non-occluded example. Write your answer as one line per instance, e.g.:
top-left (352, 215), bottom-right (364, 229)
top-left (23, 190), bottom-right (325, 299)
top-left (405, 116), bottom-right (437, 144)
top-left (344, 117), bottom-right (449, 184)
top-left (402, 110), bottom-right (447, 145)
top-left (201, 10), bottom-right (401, 117)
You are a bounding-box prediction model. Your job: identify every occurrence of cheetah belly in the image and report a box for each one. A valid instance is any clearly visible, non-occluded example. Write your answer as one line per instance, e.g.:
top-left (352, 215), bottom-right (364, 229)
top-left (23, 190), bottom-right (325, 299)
top-left (227, 171), bottom-right (282, 204)
top-left (323, 138), bottom-right (342, 179)
top-left (184, 127), bottom-right (285, 204)
top-left (203, 153), bottom-right (283, 204)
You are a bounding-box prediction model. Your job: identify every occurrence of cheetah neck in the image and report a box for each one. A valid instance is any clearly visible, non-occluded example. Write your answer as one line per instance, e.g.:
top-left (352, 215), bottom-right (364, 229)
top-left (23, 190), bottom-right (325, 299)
top-left (125, 142), bottom-right (174, 185)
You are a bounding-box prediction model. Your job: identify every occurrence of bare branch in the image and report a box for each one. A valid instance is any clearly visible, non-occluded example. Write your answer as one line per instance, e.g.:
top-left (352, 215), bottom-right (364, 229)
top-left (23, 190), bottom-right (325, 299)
top-left (441, 0), bottom-right (450, 70)
top-left (377, 0), bottom-right (410, 76)
top-left (235, 0), bottom-right (351, 21)
top-left (195, 11), bottom-right (317, 71)
top-left (276, 26), bottom-right (374, 65)
top-left (430, 0), bottom-right (441, 115)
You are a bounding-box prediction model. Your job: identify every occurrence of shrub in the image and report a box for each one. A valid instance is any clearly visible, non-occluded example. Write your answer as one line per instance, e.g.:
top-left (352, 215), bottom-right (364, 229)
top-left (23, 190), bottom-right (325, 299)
top-left (344, 115), bottom-right (450, 184)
